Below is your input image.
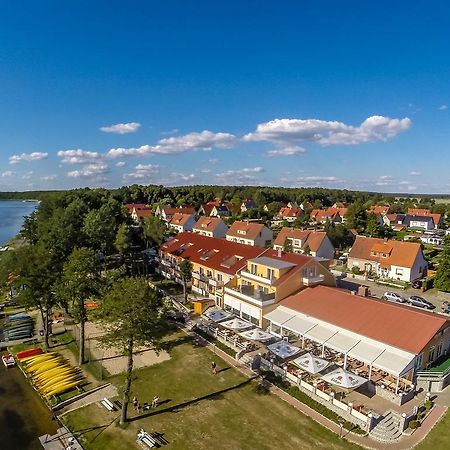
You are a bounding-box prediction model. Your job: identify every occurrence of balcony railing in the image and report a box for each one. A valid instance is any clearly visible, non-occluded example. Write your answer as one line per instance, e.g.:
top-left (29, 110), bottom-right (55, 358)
top-left (302, 274), bottom-right (325, 286)
top-left (224, 285), bottom-right (275, 307)
top-left (240, 271), bottom-right (277, 285)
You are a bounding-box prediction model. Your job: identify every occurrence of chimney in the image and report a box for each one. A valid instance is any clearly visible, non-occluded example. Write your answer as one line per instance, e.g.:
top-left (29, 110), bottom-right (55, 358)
top-left (277, 248), bottom-right (282, 258)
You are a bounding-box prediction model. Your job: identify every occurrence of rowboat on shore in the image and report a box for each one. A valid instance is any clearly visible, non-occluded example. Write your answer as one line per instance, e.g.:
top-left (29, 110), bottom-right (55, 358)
top-left (2, 353), bottom-right (16, 368)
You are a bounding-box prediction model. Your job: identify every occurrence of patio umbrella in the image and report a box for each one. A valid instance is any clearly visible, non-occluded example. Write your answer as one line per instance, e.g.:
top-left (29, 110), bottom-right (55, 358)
top-left (220, 317), bottom-right (253, 330)
top-left (292, 352), bottom-right (330, 374)
top-left (320, 367), bottom-right (367, 390)
top-left (267, 341), bottom-right (301, 359)
top-left (239, 328), bottom-right (274, 342)
top-left (204, 309), bottom-right (232, 322)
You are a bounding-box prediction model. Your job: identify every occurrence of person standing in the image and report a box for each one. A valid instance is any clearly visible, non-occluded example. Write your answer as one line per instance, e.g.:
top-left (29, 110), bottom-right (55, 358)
top-left (211, 361), bottom-right (217, 375)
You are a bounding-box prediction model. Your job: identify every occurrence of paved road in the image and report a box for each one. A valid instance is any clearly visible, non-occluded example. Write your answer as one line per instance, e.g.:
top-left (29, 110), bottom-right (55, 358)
top-left (336, 274), bottom-right (450, 317)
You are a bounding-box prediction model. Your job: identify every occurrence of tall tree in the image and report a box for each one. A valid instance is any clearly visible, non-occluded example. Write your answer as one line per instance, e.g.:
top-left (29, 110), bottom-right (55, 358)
top-left (435, 237), bottom-right (450, 292)
top-left (56, 248), bottom-right (102, 364)
top-left (83, 204), bottom-right (117, 254)
top-left (98, 277), bottom-right (166, 424)
top-left (283, 237), bottom-right (293, 253)
top-left (115, 223), bottom-right (132, 256)
top-left (179, 259), bottom-right (193, 302)
top-left (142, 216), bottom-right (166, 248)
top-left (345, 201), bottom-right (367, 232)
top-left (365, 213), bottom-right (380, 237)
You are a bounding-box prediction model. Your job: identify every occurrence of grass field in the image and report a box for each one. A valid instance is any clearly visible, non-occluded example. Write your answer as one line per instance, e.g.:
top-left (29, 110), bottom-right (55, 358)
top-left (61, 333), bottom-right (362, 450)
top-left (416, 410), bottom-right (450, 450)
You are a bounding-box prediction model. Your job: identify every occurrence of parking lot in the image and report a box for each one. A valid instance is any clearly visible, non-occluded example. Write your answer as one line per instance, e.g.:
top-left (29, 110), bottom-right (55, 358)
top-left (337, 274), bottom-right (450, 316)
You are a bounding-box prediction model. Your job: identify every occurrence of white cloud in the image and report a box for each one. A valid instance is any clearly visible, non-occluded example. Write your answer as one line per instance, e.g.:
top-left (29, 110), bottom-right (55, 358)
top-left (115, 161), bottom-right (126, 167)
top-left (398, 180), bottom-right (411, 185)
top-left (107, 130), bottom-right (237, 158)
top-left (22, 171), bottom-right (33, 180)
top-left (439, 105), bottom-right (448, 111)
top-left (160, 128), bottom-right (179, 135)
top-left (123, 164), bottom-right (160, 180)
top-left (216, 167), bottom-right (265, 183)
top-left (67, 163), bottom-right (109, 178)
top-left (410, 171), bottom-right (421, 176)
top-left (9, 152), bottom-right (48, 164)
top-left (266, 146), bottom-right (306, 157)
top-left (57, 149), bottom-right (102, 164)
top-left (379, 175), bottom-right (394, 180)
top-left (40, 175), bottom-right (57, 181)
top-left (244, 115), bottom-right (411, 146)
top-left (1, 171), bottom-right (15, 177)
top-left (200, 168), bottom-right (211, 173)
top-left (100, 122), bottom-right (141, 134)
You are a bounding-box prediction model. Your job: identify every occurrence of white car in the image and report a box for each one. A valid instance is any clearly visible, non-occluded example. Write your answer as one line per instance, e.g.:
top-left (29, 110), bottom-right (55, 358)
top-left (383, 291), bottom-right (407, 303)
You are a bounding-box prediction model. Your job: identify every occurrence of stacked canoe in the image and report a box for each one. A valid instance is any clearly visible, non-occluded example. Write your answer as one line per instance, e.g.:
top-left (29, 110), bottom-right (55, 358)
top-left (21, 352), bottom-right (85, 398)
top-left (2, 314), bottom-right (34, 341)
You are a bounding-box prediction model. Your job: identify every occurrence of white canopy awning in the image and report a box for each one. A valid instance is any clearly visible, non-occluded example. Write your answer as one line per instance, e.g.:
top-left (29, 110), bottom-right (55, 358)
top-left (204, 309), bottom-right (233, 322)
top-left (347, 341), bottom-right (385, 364)
top-left (263, 307), bottom-right (294, 326)
top-left (292, 352), bottom-right (330, 374)
top-left (282, 316), bottom-right (316, 336)
top-left (220, 318), bottom-right (253, 330)
top-left (372, 350), bottom-right (416, 377)
top-left (267, 341), bottom-right (301, 359)
top-left (324, 332), bottom-right (360, 354)
top-left (321, 367), bottom-right (367, 389)
top-left (304, 324), bottom-right (338, 344)
top-left (239, 328), bottom-right (274, 342)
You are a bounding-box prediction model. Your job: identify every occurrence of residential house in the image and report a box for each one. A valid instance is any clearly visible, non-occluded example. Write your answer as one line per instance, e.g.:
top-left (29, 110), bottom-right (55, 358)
top-left (226, 221), bottom-right (273, 247)
top-left (384, 212), bottom-right (441, 231)
top-left (405, 215), bottom-right (436, 231)
top-left (273, 228), bottom-right (335, 259)
top-left (125, 204), bottom-right (152, 223)
top-left (223, 250), bottom-right (335, 326)
top-left (420, 235), bottom-right (444, 246)
top-left (299, 201), bottom-right (313, 211)
top-left (156, 206), bottom-right (196, 223)
top-left (276, 206), bottom-right (304, 223)
top-left (407, 209), bottom-right (443, 229)
top-left (310, 207), bottom-right (346, 224)
top-left (158, 232), bottom-right (266, 302)
top-left (169, 212), bottom-right (196, 233)
top-left (369, 205), bottom-right (391, 216)
top-left (192, 216), bottom-right (228, 238)
top-left (348, 236), bottom-right (427, 282)
top-left (241, 199), bottom-right (257, 213)
top-left (264, 285), bottom-right (450, 398)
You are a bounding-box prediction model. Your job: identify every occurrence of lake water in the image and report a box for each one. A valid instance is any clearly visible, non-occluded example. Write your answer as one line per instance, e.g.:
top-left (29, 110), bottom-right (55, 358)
top-left (0, 200), bottom-right (38, 246)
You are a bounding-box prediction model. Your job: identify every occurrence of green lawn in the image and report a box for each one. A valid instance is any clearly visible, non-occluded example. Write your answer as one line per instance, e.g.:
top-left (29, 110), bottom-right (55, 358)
top-left (427, 355), bottom-right (450, 373)
top-left (62, 333), bottom-right (362, 450)
top-left (415, 410), bottom-right (450, 450)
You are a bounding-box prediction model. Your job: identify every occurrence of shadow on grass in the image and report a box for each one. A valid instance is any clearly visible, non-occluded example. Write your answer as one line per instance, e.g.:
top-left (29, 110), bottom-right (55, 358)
top-left (129, 376), bottom-right (257, 423)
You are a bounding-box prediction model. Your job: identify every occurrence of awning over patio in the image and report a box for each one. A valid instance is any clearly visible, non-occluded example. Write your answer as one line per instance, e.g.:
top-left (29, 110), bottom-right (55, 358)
top-left (292, 352), bottom-right (330, 374)
top-left (267, 341), bottom-right (301, 359)
top-left (263, 307), bottom-right (294, 326)
top-left (371, 350), bottom-right (416, 377)
top-left (347, 341), bottom-right (385, 364)
top-left (324, 332), bottom-right (360, 354)
top-left (304, 324), bottom-right (337, 344)
top-left (220, 317), bottom-right (253, 330)
top-left (321, 367), bottom-right (367, 389)
top-left (239, 328), bottom-right (274, 342)
top-left (204, 309), bottom-right (233, 322)
top-left (282, 315), bottom-right (316, 336)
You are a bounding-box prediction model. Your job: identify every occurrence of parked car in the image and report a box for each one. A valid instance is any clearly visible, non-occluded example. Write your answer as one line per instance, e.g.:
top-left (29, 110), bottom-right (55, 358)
top-left (411, 280), bottom-right (422, 289)
top-left (383, 291), bottom-right (407, 303)
top-left (408, 295), bottom-right (435, 310)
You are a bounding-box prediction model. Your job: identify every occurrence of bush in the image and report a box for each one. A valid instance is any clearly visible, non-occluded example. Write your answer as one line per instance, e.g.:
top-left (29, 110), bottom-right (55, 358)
top-left (351, 266), bottom-right (362, 275)
top-left (409, 419), bottom-right (419, 430)
top-left (424, 399), bottom-right (433, 411)
top-left (417, 412), bottom-right (424, 421)
top-left (261, 371), bottom-right (365, 435)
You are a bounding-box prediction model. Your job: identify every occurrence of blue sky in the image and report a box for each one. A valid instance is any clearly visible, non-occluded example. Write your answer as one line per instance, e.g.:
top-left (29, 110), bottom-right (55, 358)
top-left (1, 1), bottom-right (450, 193)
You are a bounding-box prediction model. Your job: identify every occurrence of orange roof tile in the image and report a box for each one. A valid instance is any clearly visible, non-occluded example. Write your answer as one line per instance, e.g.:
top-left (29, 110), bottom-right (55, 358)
top-left (273, 228), bottom-right (328, 253)
top-left (193, 216), bottom-right (226, 233)
top-left (169, 212), bottom-right (194, 226)
top-left (227, 221), bottom-right (266, 241)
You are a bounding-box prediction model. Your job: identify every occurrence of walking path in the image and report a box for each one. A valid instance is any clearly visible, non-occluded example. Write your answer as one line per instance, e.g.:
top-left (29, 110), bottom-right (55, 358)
top-left (188, 327), bottom-right (448, 450)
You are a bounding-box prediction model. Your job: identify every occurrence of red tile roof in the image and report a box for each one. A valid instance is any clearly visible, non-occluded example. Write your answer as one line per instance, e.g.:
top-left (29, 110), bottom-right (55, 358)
top-left (193, 216), bottom-right (226, 233)
top-left (369, 205), bottom-right (390, 216)
top-left (279, 285), bottom-right (448, 354)
top-left (348, 236), bottom-right (423, 268)
top-left (126, 203), bottom-right (148, 212)
top-left (278, 207), bottom-right (303, 218)
top-left (169, 212), bottom-right (194, 226)
top-left (273, 228), bottom-right (328, 253)
top-left (407, 209), bottom-right (441, 226)
top-left (311, 208), bottom-right (342, 222)
top-left (160, 232), bottom-right (266, 275)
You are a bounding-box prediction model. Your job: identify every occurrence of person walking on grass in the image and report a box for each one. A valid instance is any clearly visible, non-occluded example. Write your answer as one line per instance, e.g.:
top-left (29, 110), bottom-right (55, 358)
top-left (133, 396), bottom-right (138, 411)
top-left (211, 361), bottom-right (217, 375)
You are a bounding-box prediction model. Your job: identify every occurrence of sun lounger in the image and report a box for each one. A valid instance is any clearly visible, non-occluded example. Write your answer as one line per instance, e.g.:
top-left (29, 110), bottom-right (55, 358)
top-left (137, 429), bottom-right (157, 448)
top-left (101, 398), bottom-right (115, 411)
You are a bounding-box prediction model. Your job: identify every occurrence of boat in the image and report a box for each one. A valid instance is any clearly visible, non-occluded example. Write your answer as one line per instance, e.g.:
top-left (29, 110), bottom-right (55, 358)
top-left (2, 353), bottom-right (16, 368)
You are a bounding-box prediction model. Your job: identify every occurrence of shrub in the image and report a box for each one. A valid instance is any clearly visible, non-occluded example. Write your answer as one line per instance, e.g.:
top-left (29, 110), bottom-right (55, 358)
top-left (351, 266), bottom-right (362, 275)
top-left (409, 420), bottom-right (419, 430)
top-left (424, 399), bottom-right (433, 411)
top-left (416, 412), bottom-right (424, 421)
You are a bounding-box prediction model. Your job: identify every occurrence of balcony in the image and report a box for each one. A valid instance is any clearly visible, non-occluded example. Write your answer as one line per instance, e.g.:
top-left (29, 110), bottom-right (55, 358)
top-left (240, 271), bottom-right (277, 285)
top-left (302, 274), bottom-right (325, 286)
top-left (209, 279), bottom-right (224, 288)
top-left (161, 259), bottom-right (173, 268)
top-left (192, 271), bottom-right (208, 282)
top-left (224, 285), bottom-right (276, 307)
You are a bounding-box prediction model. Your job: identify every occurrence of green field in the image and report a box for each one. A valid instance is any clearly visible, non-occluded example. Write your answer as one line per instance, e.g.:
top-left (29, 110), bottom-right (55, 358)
top-left (62, 333), bottom-right (362, 450)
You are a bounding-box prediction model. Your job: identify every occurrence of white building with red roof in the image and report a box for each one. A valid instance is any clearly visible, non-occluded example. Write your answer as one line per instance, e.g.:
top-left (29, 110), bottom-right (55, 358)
top-left (226, 221), bottom-right (273, 247)
top-left (192, 216), bottom-right (228, 238)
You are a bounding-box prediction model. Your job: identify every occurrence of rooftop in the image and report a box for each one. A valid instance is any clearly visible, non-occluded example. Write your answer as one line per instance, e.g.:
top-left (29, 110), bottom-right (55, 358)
top-left (248, 256), bottom-right (296, 270)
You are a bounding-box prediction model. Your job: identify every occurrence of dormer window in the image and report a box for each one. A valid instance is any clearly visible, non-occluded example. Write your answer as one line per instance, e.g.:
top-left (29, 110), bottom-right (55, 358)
top-left (237, 229), bottom-right (246, 235)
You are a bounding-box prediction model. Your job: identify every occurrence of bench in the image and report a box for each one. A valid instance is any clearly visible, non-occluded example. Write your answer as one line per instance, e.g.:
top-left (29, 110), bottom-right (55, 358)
top-left (101, 398), bottom-right (115, 411)
top-left (137, 429), bottom-right (157, 448)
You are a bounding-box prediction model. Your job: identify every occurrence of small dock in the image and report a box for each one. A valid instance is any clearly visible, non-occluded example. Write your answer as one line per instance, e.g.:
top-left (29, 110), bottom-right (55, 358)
top-left (39, 427), bottom-right (84, 450)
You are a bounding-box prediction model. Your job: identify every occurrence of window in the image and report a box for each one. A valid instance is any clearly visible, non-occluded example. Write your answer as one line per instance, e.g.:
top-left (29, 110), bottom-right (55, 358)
top-left (396, 268), bottom-right (404, 276)
top-left (415, 353), bottom-right (423, 369)
top-left (241, 312), bottom-right (250, 321)
top-left (428, 346), bottom-right (436, 363)
top-left (250, 263), bottom-right (257, 275)
top-left (217, 274), bottom-right (223, 281)
top-left (267, 268), bottom-right (275, 280)
top-left (293, 239), bottom-right (300, 247)
top-left (250, 316), bottom-right (259, 325)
